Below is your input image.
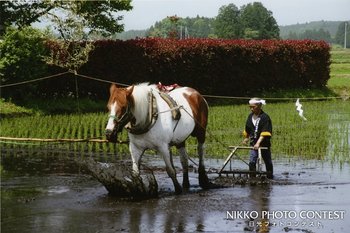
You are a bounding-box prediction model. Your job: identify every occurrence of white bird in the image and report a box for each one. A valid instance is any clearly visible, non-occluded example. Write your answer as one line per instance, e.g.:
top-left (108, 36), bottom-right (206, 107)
top-left (295, 98), bottom-right (307, 121)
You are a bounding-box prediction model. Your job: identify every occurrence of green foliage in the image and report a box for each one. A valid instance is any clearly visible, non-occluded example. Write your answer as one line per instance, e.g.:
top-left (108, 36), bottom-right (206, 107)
top-left (0, 1), bottom-right (52, 36)
top-left (240, 2), bottom-right (279, 39)
top-left (214, 4), bottom-right (242, 39)
top-left (335, 22), bottom-right (350, 48)
top-left (280, 21), bottom-right (343, 39)
top-left (328, 48), bottom-right (350, 96)
top-left (45, 40), bottom-right (94, 73)
top-left (0, 27), bottom-right (49, 99)
top-left (147, 16), bottom-right (215, 39)
top-left (214, 2), bottom-right (279, 39)
top-left (191, 17), bottom-right (214, 38)
top-left (0, 99), bottom-right (36, 117)
top-left (147, 16), bottom-right (182, 38)
top-left (286, 28), bottom-right (332, 43)
top-left (280, 20), bottom-right (349, 44)
top-left (0, 0), bottom-right (133, 37)
top-left (147, 2), bottom-right (279, 40)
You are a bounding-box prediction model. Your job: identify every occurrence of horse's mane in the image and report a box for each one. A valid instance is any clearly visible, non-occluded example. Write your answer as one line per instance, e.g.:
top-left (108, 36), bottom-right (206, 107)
top-left (132, 83), bottom-right (155, 126)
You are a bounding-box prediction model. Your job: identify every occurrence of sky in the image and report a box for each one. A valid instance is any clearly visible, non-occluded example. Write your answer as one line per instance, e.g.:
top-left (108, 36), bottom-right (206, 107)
top-left (121, 0), bottom-right (350, 30)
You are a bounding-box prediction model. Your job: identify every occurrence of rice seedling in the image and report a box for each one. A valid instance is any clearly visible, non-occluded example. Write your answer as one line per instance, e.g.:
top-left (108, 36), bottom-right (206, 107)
top-left (1, 99), bottom-right (349, 163)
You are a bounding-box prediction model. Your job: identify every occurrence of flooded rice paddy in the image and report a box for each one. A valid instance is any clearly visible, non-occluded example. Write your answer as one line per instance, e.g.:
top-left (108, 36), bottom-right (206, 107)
top-left (1, 153), bottom-right (349, 233)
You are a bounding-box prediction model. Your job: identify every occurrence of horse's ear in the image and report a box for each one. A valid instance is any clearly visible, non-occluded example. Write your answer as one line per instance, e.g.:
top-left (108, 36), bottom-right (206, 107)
top-left (126, 85), bottom-right (134, 97)
top-left (110, 84), bottom-right (117, 95)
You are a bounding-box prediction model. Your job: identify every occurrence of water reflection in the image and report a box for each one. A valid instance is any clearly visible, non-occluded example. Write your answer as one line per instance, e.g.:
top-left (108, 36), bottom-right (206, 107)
top-left (327, 112), bottom-right (350, 163)
top-left (2, 154), bottom-right (350, 232)
top-left (246, 184), bottom-right (272, 232)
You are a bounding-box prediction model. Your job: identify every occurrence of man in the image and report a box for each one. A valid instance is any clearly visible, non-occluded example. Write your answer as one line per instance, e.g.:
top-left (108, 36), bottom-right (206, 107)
top-left (242, 98), bottom-right (273, 179)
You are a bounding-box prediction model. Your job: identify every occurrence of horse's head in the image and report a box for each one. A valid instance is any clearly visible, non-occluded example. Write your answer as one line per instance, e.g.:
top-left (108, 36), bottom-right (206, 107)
top-left (105, 84), bottom-right (134, 143)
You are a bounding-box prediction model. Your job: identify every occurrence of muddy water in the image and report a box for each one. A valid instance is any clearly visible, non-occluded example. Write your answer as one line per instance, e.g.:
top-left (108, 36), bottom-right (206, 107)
top-left (1, 154), bottom-right (350, 233)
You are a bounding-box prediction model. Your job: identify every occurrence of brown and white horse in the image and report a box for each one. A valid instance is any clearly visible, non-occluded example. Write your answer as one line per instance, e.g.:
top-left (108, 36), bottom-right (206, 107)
top-left (105, 83), bottom-right (210, 194)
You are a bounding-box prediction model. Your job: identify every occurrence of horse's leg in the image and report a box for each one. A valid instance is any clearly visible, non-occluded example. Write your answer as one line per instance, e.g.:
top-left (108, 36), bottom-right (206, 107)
top-left (184, 90), bottom-right (210, 189)
top-left (197, 142), bottom-right (210, 189)
top-left (129, 143), bottom-right (144, 175)
top-left (159, 144), bottom-right (182, 194)
top-left (177, 142), bottom-right (190, 190)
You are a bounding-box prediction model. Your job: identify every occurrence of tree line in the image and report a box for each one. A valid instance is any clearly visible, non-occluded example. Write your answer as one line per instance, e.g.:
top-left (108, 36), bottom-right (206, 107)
top-left (282, 22), bottom-right (349, 46)
top-left (146, 2), bottom-right (279, 40)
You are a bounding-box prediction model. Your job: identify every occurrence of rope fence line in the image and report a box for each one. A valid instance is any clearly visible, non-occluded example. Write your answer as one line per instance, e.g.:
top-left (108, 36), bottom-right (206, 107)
top-left (0, 71), bottom-right (346, 100)
top-left (0, 71), bottom-right (129, 88)
top-left (0, 71), bottom-right (70, 88)
top-left (202, 94), bottom-right (344, 100)
top-left (0, 72), bottom-right (347, 148)
top-left (74, 73), bottom-right (128, 87)
top-left (0, 136), bottom-right (128, 144)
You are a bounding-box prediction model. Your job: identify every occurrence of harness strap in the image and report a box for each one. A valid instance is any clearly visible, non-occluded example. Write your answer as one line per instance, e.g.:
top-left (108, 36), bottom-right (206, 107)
top-left (125, 91), bottom-right (158, 135)
top-left (122, 90), bottom-right (182, 135)
top-left (158, 92), bottom-right (181, 120)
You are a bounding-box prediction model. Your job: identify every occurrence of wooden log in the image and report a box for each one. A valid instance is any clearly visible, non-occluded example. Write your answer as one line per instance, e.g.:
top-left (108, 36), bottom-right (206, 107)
top-left (79, 158), bottom-right (158, 198)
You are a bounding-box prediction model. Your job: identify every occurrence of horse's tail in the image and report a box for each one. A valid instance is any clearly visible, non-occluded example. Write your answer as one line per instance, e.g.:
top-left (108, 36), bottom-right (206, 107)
top-left (184, 88), bottom-right (208, 144)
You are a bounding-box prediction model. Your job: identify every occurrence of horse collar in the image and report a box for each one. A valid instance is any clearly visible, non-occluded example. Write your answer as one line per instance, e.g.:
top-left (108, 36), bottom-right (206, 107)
top-left (125, 91), bottom-right (158, 135)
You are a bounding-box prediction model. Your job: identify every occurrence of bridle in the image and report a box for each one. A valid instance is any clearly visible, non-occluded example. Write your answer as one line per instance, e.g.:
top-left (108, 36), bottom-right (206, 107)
top-left (108, 104), bottom-right (134, 133)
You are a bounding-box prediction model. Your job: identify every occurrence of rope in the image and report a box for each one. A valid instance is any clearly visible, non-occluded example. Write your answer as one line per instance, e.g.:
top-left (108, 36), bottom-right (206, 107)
top-left (73, 72), bottom-right (129, 87)
top-left (202, 94), bottom-right (344, 101)
top-left (179, 106), bottom-right (251, 167)
top-left (0, 71), bottom-right (129, 88)
top-left (74, 75), bottom-right (81, 114)
top-left (0, 136), bottom-right (129, 144)
top-left (0, 140), bottom-right (49, 146)
top-left (179, 106), bottom-right (231, 152)
top-left (0, 71), bottom-right (70, 88)
top-left (0, 71), bottom-right (346, 100)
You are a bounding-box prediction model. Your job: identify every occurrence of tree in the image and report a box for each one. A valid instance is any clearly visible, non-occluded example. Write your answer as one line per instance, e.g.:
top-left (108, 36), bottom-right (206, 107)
top-left (0, 0), bottom-right (132, 37)
top-left (146, 16), bottom-right (214, 39)
top-left (147, 16), bottom-right (184, 38)
top-left (287, 31), bottom-right (299, 40)
top-left (240, 2), bottom-right (279, 39)
top-left (299, 28), bottom-right (332, 42)
top-left (335, 22), bottom-right (350, 48)
top-left (0, 27), bottom-right (49, 99)
top-left (214, 3), bottom-right (242, 39)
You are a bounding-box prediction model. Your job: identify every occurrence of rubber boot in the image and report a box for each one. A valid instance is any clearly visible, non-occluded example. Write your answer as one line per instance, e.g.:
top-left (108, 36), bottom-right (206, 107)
top-left (265, 163), bottom-right (274, 179)
top-left (249, 162), bottom-right (256, 178)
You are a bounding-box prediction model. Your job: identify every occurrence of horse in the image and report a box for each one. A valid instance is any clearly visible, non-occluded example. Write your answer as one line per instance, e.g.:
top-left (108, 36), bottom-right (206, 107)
top-left (105, 83), bottom-right (210, 194)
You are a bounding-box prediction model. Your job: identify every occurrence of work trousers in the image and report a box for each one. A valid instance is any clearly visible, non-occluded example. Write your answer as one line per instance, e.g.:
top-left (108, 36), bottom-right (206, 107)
top-left (249, 148), bottom-right (273, 179)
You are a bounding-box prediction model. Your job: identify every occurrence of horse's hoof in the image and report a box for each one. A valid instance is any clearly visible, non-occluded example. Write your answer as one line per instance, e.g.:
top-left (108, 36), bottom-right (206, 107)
top-left (175, 189), bottom-right (183, 195)
top-left (175, 185), bottom-right (183, 195)
top-left (208, 182), bottom-right (221, 189)
top-left (182, 186), bottom-right (190, 194)
top-left (200, 180), bottom-right (220, 190)
top-left (199, 176), bottom-right (210, 189)
top-left (182, 181), bottom-right (190, 190)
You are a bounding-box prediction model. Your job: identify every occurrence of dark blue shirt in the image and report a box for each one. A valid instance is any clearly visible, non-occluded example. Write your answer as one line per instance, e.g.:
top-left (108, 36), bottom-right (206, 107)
top-left (244, 111), bottom-right (272, 147)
